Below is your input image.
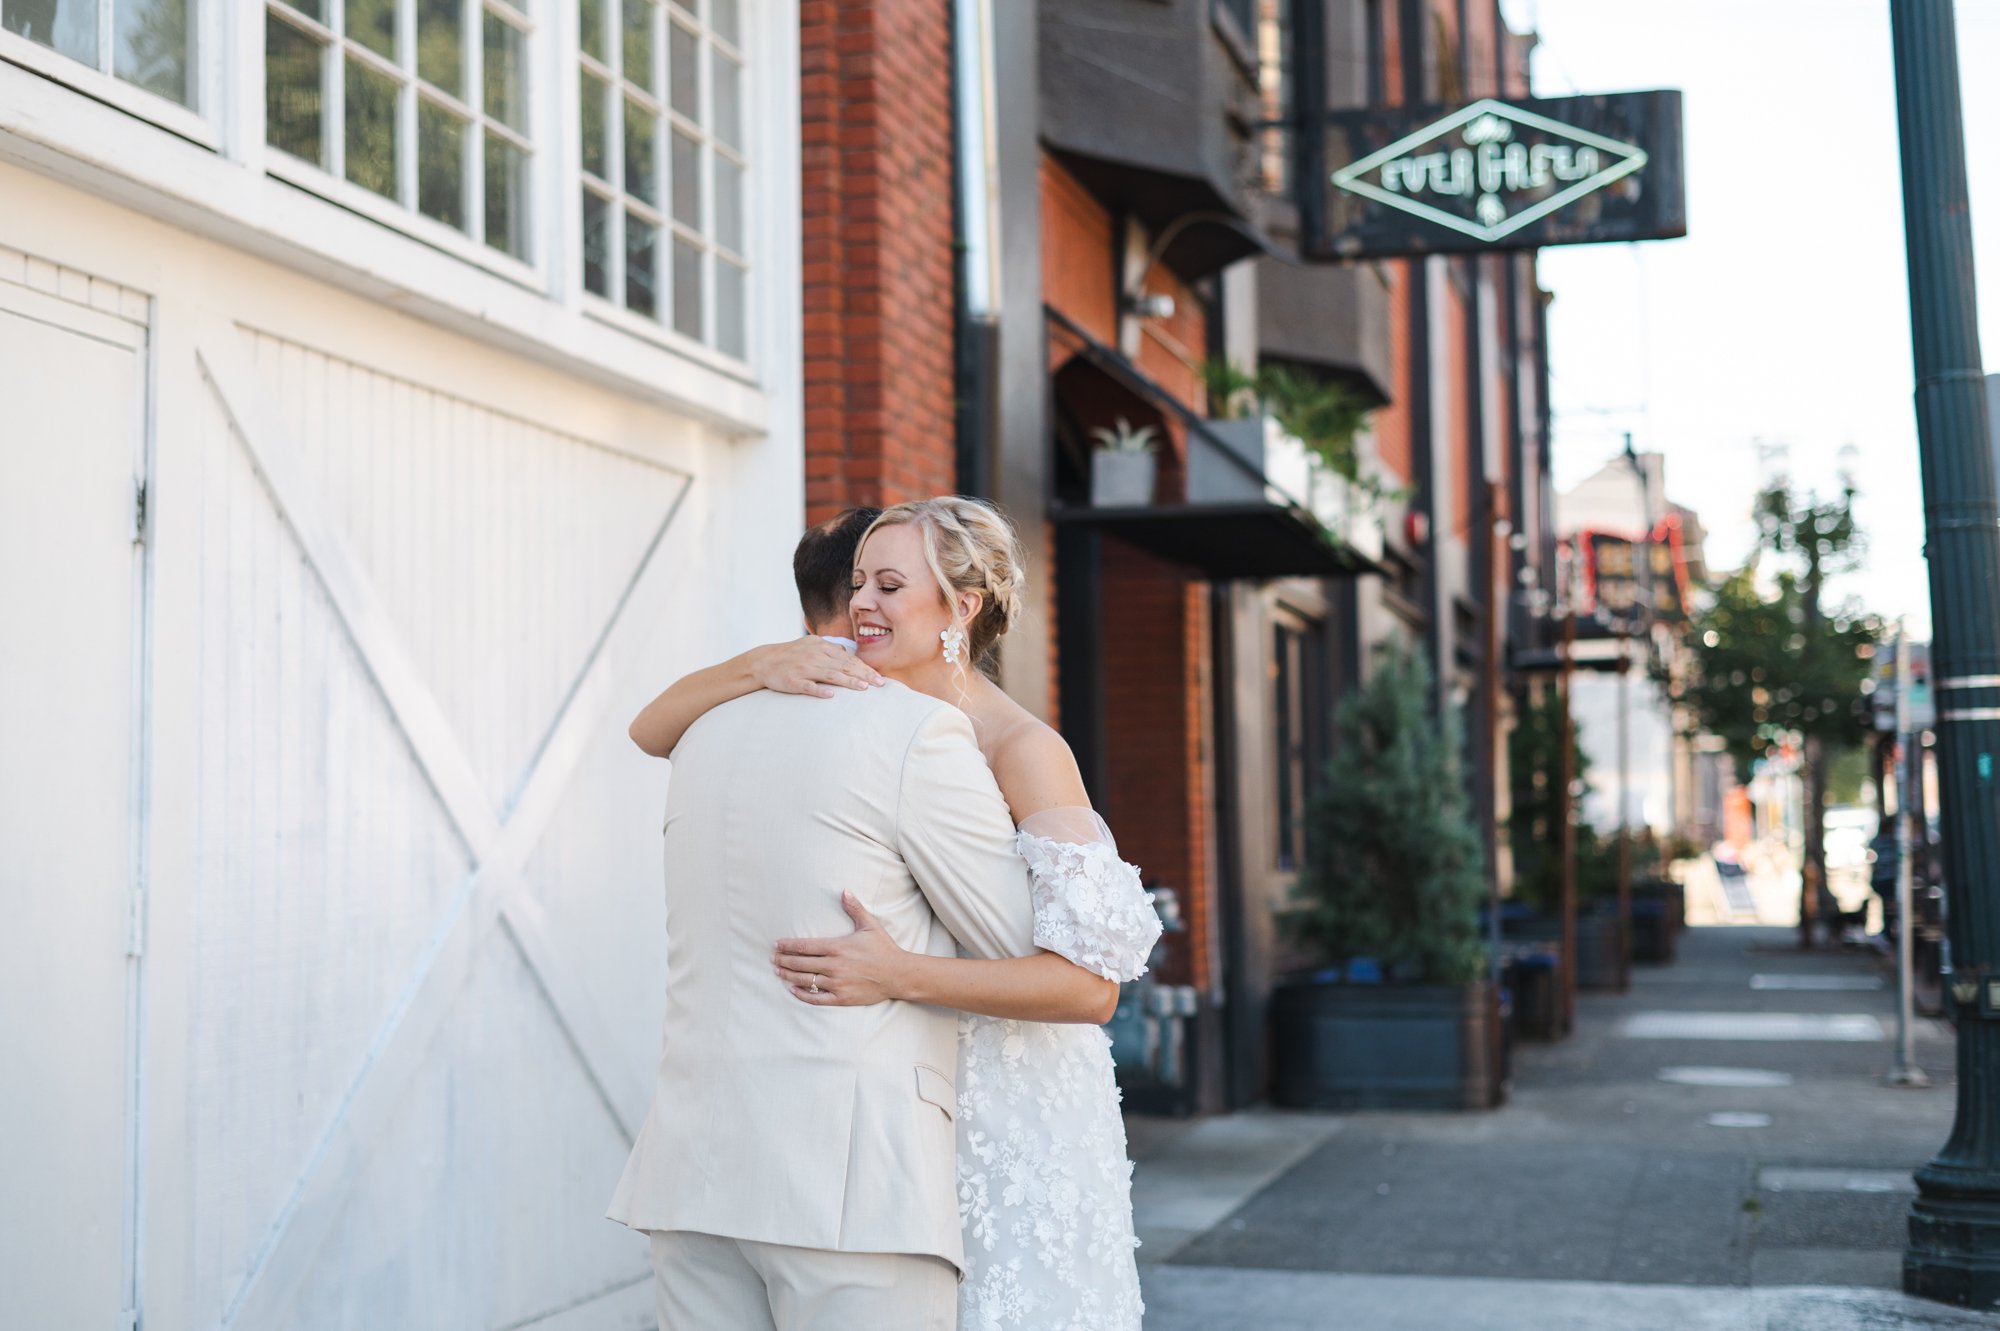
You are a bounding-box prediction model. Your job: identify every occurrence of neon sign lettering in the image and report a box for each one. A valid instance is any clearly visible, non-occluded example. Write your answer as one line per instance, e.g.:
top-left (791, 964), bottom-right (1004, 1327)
top-left (1332, 98), bottom-right (1649, 245)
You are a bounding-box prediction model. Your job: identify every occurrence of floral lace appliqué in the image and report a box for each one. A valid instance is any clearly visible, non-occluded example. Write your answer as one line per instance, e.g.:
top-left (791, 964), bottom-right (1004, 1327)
top-left (952, 821), bottom-right (1156, 1331)
top-left (1016, 831), bottom-right (1162, 984)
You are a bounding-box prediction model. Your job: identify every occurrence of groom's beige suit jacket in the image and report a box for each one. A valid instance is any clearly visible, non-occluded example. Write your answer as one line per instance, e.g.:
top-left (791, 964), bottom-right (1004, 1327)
top-left (606, 681), bottom-right (1037, 1274)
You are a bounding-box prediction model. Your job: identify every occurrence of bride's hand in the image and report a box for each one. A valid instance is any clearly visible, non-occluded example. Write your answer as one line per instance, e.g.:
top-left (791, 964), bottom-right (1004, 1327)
top-left (772, 892), bottom-right (908, 1006)
top-left (750, 637), bottom-right (885, 698)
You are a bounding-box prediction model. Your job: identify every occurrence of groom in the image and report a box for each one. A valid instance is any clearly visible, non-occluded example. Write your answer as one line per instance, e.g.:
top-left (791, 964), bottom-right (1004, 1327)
top-left (608, 507), bottom-right (1038, 1331)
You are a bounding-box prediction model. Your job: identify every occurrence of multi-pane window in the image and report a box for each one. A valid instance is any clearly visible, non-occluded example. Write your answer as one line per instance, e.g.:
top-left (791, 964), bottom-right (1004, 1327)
top-left (1255, 0), bottom-right (1292, 196)
top-left (1273, 615), bottom-right (1331, 872)
top-left (1, 0), bottom-right (197, 107)
top-left (264, 0), bottom-right (534, 261)
top-left (579, 0), bottom-right (747, 359)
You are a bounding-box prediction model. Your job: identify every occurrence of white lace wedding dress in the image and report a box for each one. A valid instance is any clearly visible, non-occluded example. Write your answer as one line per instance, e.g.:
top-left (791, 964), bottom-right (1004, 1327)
top-left (955, 808), bottom-right (1163, 1331)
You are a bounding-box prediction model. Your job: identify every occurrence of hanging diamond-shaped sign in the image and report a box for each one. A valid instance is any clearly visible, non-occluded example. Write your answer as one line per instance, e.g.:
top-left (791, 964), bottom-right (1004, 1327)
top-left (1312, 91), bottom-right (1686, 258)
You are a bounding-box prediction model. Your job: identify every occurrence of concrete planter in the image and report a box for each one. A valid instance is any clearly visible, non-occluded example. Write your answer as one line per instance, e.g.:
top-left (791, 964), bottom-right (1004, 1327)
top-left (1270, 979), bottom-right (1506, 1111)
top-left (1090, 450), bottom-right (1157, 507)
top-left (1190, 416), bottom-right (1271, 503)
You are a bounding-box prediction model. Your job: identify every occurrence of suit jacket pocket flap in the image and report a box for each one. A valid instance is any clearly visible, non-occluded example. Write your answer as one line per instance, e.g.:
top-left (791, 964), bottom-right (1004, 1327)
top-left (914, 1063), bottom-right (955, 1121)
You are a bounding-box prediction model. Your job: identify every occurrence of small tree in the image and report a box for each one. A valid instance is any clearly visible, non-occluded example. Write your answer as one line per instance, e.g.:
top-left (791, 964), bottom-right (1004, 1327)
top-left (1506, 686), bottom-right (1619, 916)
top-left (1660, 480), bottom-right (1881, 943)
top-left (1287, 644), bottom-right (1488, 983)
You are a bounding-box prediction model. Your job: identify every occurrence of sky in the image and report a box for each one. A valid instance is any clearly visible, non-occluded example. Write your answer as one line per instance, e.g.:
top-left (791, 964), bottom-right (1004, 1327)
top-left (1500, 0), bottom-right (2000, 641)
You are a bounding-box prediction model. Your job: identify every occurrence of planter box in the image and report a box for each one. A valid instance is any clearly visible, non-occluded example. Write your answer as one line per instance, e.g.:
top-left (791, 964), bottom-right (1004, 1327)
top-left (1575, 906), bottom-right (1626, 991)
top-left (1640, 877), bottom-right (1686, 928)
top-left (1270, 980), bottom-right (1506, 1111)
top-left (1090, 450), bottom-right (1157, 507)
top-left (1190, 416), bottom-right (1271, 504)
top-left (1506, 952), bottom-right (1563, 1041)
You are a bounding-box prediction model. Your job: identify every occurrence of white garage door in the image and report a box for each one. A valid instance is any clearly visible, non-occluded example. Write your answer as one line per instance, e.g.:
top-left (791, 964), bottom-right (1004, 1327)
top-left (0, 279), bottom-right (149, 1329)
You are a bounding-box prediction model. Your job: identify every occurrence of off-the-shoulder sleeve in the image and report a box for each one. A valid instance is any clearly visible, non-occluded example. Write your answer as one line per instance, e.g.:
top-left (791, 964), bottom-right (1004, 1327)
top-left (1015, 807), bottom-right (1163, 983)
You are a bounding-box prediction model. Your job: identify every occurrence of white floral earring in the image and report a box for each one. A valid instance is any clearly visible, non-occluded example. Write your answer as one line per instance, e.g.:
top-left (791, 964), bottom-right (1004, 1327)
top-left (940, 624), bottom-right (967, 665)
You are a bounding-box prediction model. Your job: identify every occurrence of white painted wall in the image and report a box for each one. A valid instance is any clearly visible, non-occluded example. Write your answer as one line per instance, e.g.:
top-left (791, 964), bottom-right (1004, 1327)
top-left (0, 14), bottom-right (800, 1314)
top-left (0, 270), bottom-right (150, 1331)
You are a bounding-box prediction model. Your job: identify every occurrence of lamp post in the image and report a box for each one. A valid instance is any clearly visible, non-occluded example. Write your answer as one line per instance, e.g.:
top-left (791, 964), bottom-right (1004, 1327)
top-left (1891, 0), bottom-right (2000, 1307)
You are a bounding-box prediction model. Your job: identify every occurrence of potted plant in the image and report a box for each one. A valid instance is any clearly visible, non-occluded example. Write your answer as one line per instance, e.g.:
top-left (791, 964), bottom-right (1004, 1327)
top-left (1088, 417), bottom-right (1159, 507)
top-left (1271, 644), bottom-right (1506, 1111)
top-left (1197, 359), bottom-right (1393, 558)
top-left (1627, 830), bottom-right (1681, 964)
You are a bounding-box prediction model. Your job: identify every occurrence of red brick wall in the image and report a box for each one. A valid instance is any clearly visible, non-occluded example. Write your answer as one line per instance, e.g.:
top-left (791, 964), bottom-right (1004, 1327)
top-left (1135, 273), bottom-right (1206, 412)
top-left (1381, 0), bottom-right (1405, 104)
top-left (1446, 277), bottom-right (1476, 540)
top-left (801, 0), bottom-right (958, 525)
top-left (1374, 263), bottom-right (1414, 487)
top-left (1431, 1), bottom-right (1462, 102)
top-left (1373, 2), bottom-right (1415, 491)
top-left (1042, 155), bottom-right (1118, 349)
top-left (1041, 150), bottom-right (1208, 505)
top-left (1462, 0), bottom-right (1497, 98)
top-left (1099, 540), bottom-right (1214, 991)
top-left (1040, 150), bottom-right (1216, 987)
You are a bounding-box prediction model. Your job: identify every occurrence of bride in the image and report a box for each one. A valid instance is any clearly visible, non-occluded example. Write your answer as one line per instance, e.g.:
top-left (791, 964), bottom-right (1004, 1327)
top-left (630, 497), bottom-right (1157, 1331)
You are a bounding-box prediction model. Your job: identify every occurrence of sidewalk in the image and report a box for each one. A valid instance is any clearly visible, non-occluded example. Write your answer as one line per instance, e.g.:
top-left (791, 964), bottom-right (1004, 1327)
top-left (1127, 926), bottom-right (1977, 1329)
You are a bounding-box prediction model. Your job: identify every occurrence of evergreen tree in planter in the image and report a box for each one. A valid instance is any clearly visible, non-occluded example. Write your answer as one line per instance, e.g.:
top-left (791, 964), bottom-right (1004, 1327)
top-left (1272, 644), bottom-right (1503, 1109)
top-left (1505, 684), bottom-right (1625, 994)
top-left (1506, 686), bottom-right (1618, 921)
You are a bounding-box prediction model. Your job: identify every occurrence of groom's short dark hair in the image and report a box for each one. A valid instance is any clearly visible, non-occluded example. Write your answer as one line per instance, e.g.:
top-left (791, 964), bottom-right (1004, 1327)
top-left (794, 506), bottom-right (883, 629)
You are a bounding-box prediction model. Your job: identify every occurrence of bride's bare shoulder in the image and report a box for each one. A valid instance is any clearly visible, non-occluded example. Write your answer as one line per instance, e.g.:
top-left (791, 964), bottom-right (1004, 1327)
top-left (987, 713), bottom-right (1090, 822)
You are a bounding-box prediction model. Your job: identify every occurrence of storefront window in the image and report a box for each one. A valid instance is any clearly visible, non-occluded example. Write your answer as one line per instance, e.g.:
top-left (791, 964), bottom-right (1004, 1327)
top-left (264, 0), bottom-right (535, 261)
top-left (579, 0), bottom-right (747, 358)
top-left (2, 0), bottom-right (196, 108)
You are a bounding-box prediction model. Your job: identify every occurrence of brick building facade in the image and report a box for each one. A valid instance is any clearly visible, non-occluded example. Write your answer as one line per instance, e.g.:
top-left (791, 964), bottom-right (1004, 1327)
top-left (799, 0), bottom-right (957, 524)
top-left (800, 0), bottom-right (1555, 1114)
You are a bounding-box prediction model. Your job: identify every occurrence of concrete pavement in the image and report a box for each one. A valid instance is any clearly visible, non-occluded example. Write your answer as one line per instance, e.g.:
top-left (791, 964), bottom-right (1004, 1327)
top-left (1126, 925), bottom-right (1976, 1329)
top-left (1138, 1268), bottom-right (1997, 1331)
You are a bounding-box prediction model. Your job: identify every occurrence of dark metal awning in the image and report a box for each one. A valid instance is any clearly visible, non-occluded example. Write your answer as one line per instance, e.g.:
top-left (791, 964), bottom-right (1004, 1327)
top-left (1046, 306), bottom-right (1385, 583)
top-left (1052, 502), bottom-right (1380, 579)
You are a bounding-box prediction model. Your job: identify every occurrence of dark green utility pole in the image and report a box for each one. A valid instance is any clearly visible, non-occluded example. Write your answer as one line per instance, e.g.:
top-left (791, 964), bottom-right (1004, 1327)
top-left (1892, 0), bottom-right (2000, 1308)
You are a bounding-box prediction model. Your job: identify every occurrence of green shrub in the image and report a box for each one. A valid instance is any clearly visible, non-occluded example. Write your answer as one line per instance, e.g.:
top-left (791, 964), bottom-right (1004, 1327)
top-left (1285, 643), bottom-right (1489, 983)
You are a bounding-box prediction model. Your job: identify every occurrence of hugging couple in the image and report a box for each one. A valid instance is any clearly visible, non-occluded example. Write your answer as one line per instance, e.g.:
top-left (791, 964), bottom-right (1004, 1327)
top-left (606, 497), bottom-right (1161, 1331)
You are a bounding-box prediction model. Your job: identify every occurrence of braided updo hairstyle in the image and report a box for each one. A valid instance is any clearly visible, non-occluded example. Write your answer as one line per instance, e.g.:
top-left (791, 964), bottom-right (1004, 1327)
top-left (858, 496), bottom-right (1025, 664)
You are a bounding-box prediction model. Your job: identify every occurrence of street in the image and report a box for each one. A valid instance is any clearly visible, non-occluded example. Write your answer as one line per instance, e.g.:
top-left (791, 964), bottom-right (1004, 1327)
top-left (1127, 924), bottom-right (1981, 1329)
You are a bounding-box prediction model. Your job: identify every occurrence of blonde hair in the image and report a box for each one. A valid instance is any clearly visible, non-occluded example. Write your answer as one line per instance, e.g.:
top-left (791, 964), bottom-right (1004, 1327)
top-left (858, 496), bottom-right (1026, 663)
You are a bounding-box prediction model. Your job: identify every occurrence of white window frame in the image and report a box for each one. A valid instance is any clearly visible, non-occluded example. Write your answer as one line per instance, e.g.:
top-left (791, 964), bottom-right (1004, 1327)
top-left (0, 0), bottom-right (218, 146)
top-left (260, 0), bottom-right (544, 289)
top-left (574, 0), bottom-right (749, 370)
top-left (0, 0), bottom-right (788, 425)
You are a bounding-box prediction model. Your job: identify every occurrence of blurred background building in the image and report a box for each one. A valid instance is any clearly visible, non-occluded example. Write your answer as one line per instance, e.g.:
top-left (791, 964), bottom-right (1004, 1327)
top-left (1554, 449), bottom-right (1726, 845)
top-left (802, 0), bottom-right (1559, 1115)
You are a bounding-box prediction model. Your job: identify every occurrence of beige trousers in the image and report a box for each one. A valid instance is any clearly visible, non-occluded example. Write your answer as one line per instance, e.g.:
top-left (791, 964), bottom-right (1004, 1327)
top-left (648, 1231), bottom-right (957, 1331)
